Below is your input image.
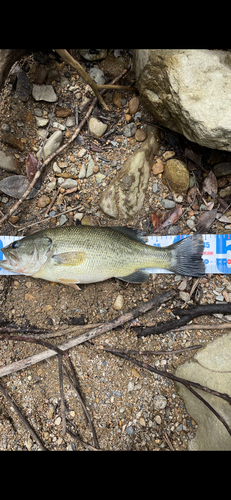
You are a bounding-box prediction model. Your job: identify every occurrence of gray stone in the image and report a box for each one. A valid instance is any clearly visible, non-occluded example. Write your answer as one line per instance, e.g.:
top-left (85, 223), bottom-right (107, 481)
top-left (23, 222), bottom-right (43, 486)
top-left (162, 199), bottom-right (176, 210)
top-left (89, 117), bottom-right (107, 139)
top-left (61, 179), bottom-right (78, 190)
top-left (100, 127), bottom-right (160, 219)
top-left (153, 395), bottom-right (167, 410)
top-left (37, 131), bottom-right (63, 161)
top-left (59, 215), bottom-right (68, 226)
top-left (86, 158), bottom-right (95, 178)
top-left (32, 84), bottom-right (58, 103)
top-left (96, 173), bottom-right (106, 184)
top-left (35, 117), bottom-right (49, 128)
top-left (89, 68), bottom-right (106, 86)
top-left (66, 117), bottom-right (76, 128)
top-left (152, 182), bottom-right (160, 194)
top-left (125, 426), bottom-right (134, 436)
top-left (79, 164), bottom-right (86, 179)
top-left (123, 123), bottom-right (137, 138)
top-left (175, 334), bottom-right (231, 451)
top-left (187, 219), bottom-right (196, 230)
top-left (0, 151), bottom-right (20, 174)
top-left (135, 49), bottom-right (231, 151)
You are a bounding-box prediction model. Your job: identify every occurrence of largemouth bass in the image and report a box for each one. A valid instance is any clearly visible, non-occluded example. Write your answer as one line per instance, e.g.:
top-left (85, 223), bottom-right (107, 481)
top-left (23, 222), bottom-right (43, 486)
top-left (0, 226), bottom-right (205, 288)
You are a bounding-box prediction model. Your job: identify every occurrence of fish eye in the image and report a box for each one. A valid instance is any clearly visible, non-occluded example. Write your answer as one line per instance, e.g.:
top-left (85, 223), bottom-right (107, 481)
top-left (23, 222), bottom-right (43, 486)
top-left (11, 241), bottom-right (20, 249)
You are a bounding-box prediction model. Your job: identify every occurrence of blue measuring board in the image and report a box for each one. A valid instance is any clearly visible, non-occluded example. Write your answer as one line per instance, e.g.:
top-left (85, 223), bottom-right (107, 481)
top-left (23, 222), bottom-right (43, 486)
top-left (0, 234), bottom-right (231, 275)
top-left (145, 234), bottom-right (231, 275)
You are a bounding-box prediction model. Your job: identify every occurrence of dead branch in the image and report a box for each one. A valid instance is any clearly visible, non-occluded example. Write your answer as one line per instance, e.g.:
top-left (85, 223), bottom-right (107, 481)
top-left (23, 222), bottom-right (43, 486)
top-left (137, 303), bottom-right (231, 337)
top-left (0, 382), bottom-right (47, 451)
top-left (0, 290), bottom-right (176, 379)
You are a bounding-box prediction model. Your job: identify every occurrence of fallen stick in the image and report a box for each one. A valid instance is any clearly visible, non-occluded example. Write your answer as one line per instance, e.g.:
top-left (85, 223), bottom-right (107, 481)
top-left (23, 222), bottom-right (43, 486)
top-left (137, 303), bottom-right (231, 337)
top-left (0, 382), bottom-right (47, 451)
top-left (0, 290), bottom-right (176, 379)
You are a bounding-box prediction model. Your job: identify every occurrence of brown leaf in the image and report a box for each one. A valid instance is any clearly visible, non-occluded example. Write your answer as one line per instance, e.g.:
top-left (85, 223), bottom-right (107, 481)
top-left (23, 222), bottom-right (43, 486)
top-left (151, 213), bottom-right (161, 230)
top-left (26, 153), bottom-right (39, 182)
top-left (185, 147), bottom-right (202, 167)
top-left (203, 171), bottom-right (218, 199)
top-left (154, 205), bottom-right (183, 233)
top-left (196, 209), bottom-right (218, 233)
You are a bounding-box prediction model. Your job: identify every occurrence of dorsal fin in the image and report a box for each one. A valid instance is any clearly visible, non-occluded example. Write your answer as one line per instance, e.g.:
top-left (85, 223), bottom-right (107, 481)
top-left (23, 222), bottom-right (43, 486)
top-left (111, 226), bottom-right (147, 244)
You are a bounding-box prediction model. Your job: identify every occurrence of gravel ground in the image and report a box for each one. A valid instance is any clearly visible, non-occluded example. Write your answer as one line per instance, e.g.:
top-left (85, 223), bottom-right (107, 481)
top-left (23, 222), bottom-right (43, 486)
top-left (0, 50), bottom-right (230, 451)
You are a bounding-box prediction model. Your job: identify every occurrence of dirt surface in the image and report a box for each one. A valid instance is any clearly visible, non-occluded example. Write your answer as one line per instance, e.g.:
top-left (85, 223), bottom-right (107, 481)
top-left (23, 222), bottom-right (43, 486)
top-left (0, 50), bottom-right (230, 451)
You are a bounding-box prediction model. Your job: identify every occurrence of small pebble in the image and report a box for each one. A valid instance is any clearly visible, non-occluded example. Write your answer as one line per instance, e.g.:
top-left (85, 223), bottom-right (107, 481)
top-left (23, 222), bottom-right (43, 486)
top-left (125, 426), bottom-right (134, 436)
top-left (37, 195), bottom-right (51, 209)
top-left (162, 199), bottom-right (176, 210)
top-left (154, 416), bottom-right (162, 425)
top-left (129, 96), bottom-right (140, 115)
top-left (113, 294), bottom-right (124, 311)
top-left (55, 417), bottom-right (61, 426)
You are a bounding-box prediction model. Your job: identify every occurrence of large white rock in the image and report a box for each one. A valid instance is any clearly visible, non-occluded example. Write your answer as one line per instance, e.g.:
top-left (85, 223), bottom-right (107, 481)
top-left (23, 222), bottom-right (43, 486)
top-left (135, 49), bottom-right (231, 151)
top-left (175, 333), bottom-right (231, 451)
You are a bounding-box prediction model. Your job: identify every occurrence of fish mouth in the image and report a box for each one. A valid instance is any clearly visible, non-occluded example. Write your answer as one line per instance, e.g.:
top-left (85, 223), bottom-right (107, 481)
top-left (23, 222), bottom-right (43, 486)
top-left (1, 249), bottom-right (20, 269)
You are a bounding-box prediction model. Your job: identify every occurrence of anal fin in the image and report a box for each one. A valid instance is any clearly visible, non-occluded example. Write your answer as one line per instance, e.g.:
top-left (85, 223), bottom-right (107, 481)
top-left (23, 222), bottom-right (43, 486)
top-left (117, 270), bottom-right (150, 284)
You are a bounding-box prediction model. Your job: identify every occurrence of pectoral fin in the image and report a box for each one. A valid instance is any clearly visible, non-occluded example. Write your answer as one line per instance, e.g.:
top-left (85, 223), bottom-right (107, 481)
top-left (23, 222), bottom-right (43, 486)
top-left (52, 252), bottom-right (85, 266)
top-left (56, 278), bottom-right (81, 290)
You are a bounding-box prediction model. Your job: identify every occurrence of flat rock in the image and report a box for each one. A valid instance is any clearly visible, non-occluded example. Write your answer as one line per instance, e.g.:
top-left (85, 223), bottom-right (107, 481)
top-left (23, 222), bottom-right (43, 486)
top-left (0, 151), bottom-right (21, 173)
top-left (135, 49), bottom-right (231, 151)
top-left (37, 131), bottom-right (63, 161)
top-left (32, 84), bottom-right (58, 103)
top-left (100, 127), bottom-right (160, 219)
top-left (213, 162), bottom-right (231, 178)
top-left (61, 179), bottom-right (78, 190)
top-left (89, 117), bottom-right (107, 139)
top-left (175, 334), bottom-right (231, 451)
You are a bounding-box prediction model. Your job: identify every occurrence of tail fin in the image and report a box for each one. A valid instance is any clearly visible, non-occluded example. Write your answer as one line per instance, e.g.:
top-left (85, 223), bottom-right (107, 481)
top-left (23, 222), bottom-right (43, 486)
top-left (169, 235), bottom-right (205, 277)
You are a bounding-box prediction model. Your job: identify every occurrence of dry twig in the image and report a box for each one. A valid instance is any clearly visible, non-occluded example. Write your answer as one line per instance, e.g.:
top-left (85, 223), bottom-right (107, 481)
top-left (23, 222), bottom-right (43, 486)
top-left (0, 382), bottom-right (47, 451)
top-left (0, 290), bottom-right (176, 379)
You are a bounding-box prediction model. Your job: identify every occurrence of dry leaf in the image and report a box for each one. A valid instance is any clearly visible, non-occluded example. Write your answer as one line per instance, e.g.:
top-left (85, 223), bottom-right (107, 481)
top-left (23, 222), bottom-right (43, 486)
top-left (151, 212), bottom-right (161, 230)
top-left (154, 205), bottom-right (183, 233)
top-left (185, 147), bottom-right (202, 167)
top-left (26, 153), bottom-right (39, 182)
top-left (0, 175), bottom-right (38, 199)
top-left (196, 209), bottom-right (218, 233)
top-left (203, 171), bottom-right (218, 199)
top-left (216, 213), bottom-right (231, 224)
